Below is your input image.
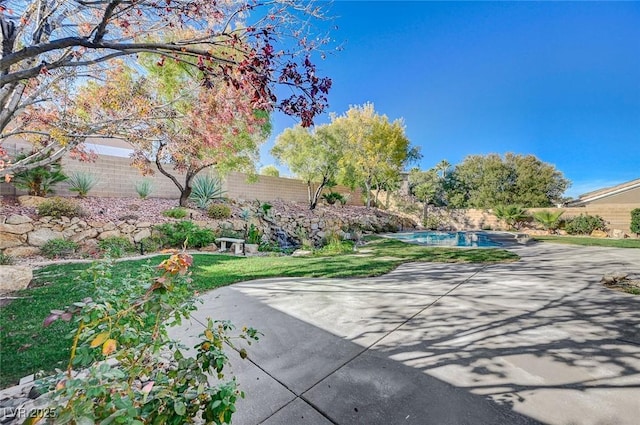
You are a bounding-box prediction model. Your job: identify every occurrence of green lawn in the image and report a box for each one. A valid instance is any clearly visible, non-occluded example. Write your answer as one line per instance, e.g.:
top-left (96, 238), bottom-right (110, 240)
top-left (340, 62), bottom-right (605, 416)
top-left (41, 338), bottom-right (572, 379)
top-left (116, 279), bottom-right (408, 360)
top-left (0, 237), bottom-right (518, 389)
top-left (533, 235), bottom-right (640, 248)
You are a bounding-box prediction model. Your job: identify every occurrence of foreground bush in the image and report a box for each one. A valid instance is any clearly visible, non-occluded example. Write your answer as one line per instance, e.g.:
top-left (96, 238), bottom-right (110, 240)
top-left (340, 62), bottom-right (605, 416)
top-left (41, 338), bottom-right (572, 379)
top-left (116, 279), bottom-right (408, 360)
top-left (564, 214), bottom-right (606, 235)
top-left (39, 253), bottom-right (260, 424)
top-left (208, 203), bottom-right (232, 219)
top-left (37, 197), bottom-right (84, 218)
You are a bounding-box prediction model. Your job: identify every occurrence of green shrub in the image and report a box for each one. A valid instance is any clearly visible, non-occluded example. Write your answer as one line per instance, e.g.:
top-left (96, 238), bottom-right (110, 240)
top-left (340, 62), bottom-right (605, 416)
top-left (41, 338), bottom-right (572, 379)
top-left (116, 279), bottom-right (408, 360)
top-left (322, 192), bottom-right (345, 205)
top-left (422, 215), bottom-right (441, 230)
top-left (631, 208), bottom-right (640, 235)
top-left (41, 238), bottom-right (79, 259)
top-left (139, 235), bottom-right (166, 253)
top-left (246, 223), bottom-right (262, 244)
top-left (316, 239), bottom-right (354, 256)
top-left (207, 203), bottom-right (232, 219)
top-left (564, 214), bottom-right (606, 235)
top-left (67, 171), bottom-right (97, 197)
top-left (162, 207), bottom-right (188, 219)
top-left (155, 221), bottom-right (215, 248)
top-left (0, 252), bottom-right (14, 265)
top-left (37, 197), bottom-right (84, 218)
top-left (134, 179), bottom-right (153, 199)
top-left (98, 236), bottom-right (134, 258)
top-left (190, 174), bottom-right (226, 209)
top-left (260, 202), bottom-right (272, 216)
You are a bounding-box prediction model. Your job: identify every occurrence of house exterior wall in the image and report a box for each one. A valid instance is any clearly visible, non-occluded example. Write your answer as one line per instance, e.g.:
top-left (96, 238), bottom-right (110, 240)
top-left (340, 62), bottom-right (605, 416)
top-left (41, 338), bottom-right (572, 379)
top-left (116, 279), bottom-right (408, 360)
top-left (583, 186), bottom-right (640, 205)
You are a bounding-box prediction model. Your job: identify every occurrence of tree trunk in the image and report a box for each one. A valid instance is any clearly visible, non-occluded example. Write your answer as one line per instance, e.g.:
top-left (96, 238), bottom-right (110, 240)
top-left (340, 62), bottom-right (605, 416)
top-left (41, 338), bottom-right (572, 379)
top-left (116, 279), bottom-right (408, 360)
top-left (179, 186), bottom-right (192, 207)
top-left (364, 179), bottom-right (372, 208)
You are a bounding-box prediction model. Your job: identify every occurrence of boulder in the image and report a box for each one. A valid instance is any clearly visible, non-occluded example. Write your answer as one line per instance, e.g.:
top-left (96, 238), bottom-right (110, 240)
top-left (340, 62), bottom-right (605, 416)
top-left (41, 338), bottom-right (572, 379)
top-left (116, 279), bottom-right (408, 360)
top-left (6, 215), bottom-right (33, 225)
top-left (0, 232), bottom-right (25, 249)
top-left (69, 228), bottom-right (99, 243)
top-left (17, 196), bottom-right (46, 208)
top-left (27, 228), bottom-right (63, 246)
top-left (291, 249), bottom-right (313, 257)
top-left (133, 228), bottom-right (152, 243)
top-left (4, 246), bottom-right (41, 258)
top-left (0, 222), bottom-right (34, 235)
top-left (611, 229), bottom-right (626, 239)
top-left (98, 230), bottom-right (121, 240)
top-left (590, 229), bottom-right (608, 238)
top-left (0, 266), bottom-right (33, 294)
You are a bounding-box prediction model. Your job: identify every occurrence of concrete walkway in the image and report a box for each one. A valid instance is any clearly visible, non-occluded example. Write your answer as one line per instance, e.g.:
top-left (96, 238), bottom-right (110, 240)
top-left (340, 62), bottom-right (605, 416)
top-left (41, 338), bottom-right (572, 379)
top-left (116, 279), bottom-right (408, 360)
top-left (169, 243), bottom-right (640, 425)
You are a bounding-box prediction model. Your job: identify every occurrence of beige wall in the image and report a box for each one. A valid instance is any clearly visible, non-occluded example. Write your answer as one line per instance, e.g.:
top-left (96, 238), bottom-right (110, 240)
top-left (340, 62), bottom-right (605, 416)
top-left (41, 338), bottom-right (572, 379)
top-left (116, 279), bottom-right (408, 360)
top-left (1, 145), bottom-right (362, 205)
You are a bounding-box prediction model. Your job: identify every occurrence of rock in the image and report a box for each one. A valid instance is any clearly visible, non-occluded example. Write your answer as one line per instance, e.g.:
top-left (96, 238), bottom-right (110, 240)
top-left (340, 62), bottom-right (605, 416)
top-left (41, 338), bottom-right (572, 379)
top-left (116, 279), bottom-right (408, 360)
top-left (6, 215), bottom-right (32, 225)
top-left (591, 229), bottom-right (608, 238)
top-left (118, 223), bottom-right (137, 234)
top-left (69, 228), bottom-right (99, 243)
top-left (78, 239), bottom-right (100, 256)
top-left (136, 221), bottom-right (152, 228)
top-left (291, 249), bottom-right (313, 257)
top-left (17, 195), bottom-right (46, 208)
top-left (0, 233), bottom-right (24, 249)
top-left (611, 229), bottom-right (626, 239)
top-left (200, 244), bottom-right (219, 252)
top-left (133, 228), bottom-right (152, 243)
top-left (602, 272), bottom-right (629, 285)
top-left (0, 223), bottom-right (34, 235)
top-left (98, 230), bottom-right (121, 240)
top-left (27, 228), bottom-right (63, 247)
top-left (3, 246), bottom-right (40, 258)
top-left (102, 222), bottom-right (117, 232)
top-left (0, 266), bottom-right (32, 294)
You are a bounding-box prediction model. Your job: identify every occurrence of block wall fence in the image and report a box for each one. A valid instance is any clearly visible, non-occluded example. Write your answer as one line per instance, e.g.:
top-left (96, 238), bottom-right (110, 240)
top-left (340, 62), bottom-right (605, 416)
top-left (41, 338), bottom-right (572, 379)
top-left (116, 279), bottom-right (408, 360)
top-left (0, 148), bottom-right (362, 205)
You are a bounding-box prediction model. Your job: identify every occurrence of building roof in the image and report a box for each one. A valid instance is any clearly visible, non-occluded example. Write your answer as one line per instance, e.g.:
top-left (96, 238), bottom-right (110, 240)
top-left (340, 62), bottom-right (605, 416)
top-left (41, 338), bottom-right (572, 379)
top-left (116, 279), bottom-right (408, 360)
top-left (568, 178), bottom-right (640, 206)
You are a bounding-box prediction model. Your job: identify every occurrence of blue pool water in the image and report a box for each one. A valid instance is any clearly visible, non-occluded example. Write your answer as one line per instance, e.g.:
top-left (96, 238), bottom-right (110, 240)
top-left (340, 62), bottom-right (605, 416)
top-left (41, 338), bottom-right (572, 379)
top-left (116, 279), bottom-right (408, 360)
top-left (387, 231), bottom-right (501, 247)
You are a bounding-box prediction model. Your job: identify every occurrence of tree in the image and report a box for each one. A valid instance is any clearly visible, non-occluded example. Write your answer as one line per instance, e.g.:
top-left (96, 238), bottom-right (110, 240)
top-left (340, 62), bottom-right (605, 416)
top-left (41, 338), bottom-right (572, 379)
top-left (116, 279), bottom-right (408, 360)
top-left (629, 209), bottom-right (640, 236)
top-left (448, 153), bottom-right (569, 208)
top-left (0, 1), bottom-right (332, 178)
top-left (260, 165), bottom-right (280, 177)
top-left (331, 103), bottom-right (417, 208)
top-left (272, 124), bottom-right (342, 210)
top-left (493, 205), bottom-right (529, 230)
top-left (76, 60), bottom-right (270, 206)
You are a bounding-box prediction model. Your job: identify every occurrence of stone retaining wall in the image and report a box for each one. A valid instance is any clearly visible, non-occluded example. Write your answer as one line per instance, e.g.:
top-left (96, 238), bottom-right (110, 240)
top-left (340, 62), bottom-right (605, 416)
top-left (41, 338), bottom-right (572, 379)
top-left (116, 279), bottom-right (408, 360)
top-left (0, 203), bottom-right (416, 258)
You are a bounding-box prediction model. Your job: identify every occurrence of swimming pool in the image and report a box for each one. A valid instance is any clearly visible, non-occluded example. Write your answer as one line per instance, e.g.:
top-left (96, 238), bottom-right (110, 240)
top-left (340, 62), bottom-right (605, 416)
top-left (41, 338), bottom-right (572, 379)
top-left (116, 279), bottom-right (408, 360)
top-left (386, 231), bottom-right (501, 248)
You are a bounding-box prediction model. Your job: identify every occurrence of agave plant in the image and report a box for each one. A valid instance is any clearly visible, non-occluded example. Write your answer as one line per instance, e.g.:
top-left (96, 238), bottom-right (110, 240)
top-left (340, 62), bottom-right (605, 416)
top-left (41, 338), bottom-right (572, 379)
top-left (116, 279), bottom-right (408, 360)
top-left (532, 210), bottom-right (564, 233)
top-left (493, 205), bottom-right (529, 230)
top-left (67, 171), bottom-right (98, 197)
top-left (189, 174), bottom-right (226, 209)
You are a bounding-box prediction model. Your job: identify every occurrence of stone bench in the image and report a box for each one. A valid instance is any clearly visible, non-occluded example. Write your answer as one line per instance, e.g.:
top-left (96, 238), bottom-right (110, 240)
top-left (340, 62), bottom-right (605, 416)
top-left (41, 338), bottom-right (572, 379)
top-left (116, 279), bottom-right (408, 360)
top-left (217, 237), bottom-right (245, 255)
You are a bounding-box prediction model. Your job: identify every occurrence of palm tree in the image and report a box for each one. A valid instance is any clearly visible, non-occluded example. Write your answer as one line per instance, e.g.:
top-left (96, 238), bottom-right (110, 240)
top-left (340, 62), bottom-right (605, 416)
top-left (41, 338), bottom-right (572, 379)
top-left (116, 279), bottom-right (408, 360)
top-left (532, 210), bottom-right (564, 234)
top-left (493, 205), bottom-right (529, 230)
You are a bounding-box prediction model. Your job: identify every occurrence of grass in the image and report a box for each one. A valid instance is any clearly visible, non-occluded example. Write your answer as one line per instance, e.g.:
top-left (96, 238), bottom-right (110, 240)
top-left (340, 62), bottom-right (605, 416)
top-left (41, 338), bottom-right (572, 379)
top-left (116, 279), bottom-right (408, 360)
top-left (533, 235), bottom-right (640, 248)
top-left (0, 237), bottom-right (518, 389)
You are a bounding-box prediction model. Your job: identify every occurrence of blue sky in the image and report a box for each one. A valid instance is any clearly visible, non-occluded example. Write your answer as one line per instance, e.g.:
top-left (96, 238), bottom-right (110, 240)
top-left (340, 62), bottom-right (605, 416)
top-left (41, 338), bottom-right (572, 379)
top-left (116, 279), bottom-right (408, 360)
top-left (260, 1), bottom-right (640, 199)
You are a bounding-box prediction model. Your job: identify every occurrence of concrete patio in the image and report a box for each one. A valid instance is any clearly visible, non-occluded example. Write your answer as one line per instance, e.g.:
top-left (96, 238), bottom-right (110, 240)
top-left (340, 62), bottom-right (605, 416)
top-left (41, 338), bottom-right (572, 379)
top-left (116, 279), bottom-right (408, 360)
top-left (170, 243), bottom-right (640, 425)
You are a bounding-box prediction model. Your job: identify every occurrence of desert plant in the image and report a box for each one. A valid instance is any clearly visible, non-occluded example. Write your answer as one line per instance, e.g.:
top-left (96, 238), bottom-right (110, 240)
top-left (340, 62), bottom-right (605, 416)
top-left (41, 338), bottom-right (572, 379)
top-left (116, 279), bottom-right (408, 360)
top-left (139, 235), bottom-right (166, 253)
top-left (246, 224), bottom-right (262, 244)
top-left (564, 214), bottom-right (606, 235)
top-left (0, 251), bottom-right (14, 265)
top-left (260, 202), bottom-right (272, 216)
top-left (67, 171), bottom-right (97, 197)
top-left (493, 205), bottom-right (529, 230)
top-left (41, 238), bottom-right (79, 259)
top-left (631, 208), bottom-right (640, 236)
top-left (135, 179), bottom-right (153, 199)
top-left (155, 220), bottom-right (215, 248)
top-left (532, 210), bottom-right (564, 233)
top-left (322, 191), bottom-right (345, 205)
top-left (39, 254), bottom-right (260, 424)
top-left (295, 226), bottom-right (314, 250)
top-left (189, 174), bottom-right (226, 209)
top-left (316, 231), bottom-right (354, 256)
top-left (37, 197), bottom-right (84, 218)
top-left (11, 153), bottom-right (68, 197)
top-left (162, 207), bottom-right (188, 219)
top-left (208, 203), bottom-right (232, 219)
top-left (98, 236), bottom-right (135, 258)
